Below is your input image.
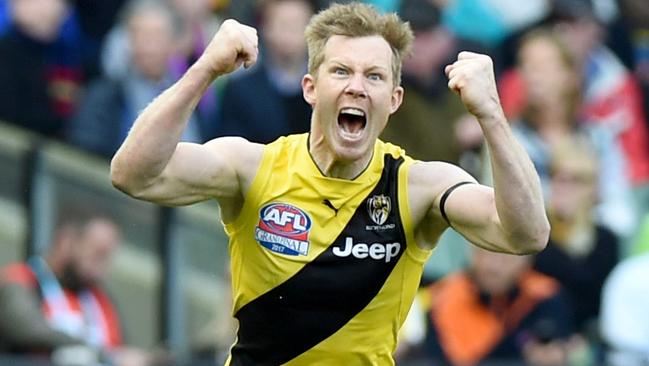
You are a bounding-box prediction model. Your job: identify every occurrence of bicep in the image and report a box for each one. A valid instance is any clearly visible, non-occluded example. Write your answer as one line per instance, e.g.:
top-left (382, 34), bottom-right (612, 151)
top-left (434, 183), bottom-right (510, 252)
top-left (138, 137), bottom-right (257, 206)
top-left (411, 162), bottom-right (508, 252)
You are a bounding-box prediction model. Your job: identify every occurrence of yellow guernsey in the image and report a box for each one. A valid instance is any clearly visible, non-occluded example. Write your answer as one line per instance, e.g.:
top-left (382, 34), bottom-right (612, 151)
top-left (225, 133), bottom-right (431, 365)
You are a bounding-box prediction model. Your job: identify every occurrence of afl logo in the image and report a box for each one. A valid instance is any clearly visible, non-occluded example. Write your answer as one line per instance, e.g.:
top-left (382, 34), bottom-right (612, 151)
top-left (367, 195), bottom-right (391, 225)
top-left (255, 203), bottom-right (312, 256)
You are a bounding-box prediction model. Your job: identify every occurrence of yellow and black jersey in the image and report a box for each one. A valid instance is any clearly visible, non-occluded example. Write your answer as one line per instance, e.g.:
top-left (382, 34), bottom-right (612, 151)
top-left (223, 133), bottom-right (432, 365)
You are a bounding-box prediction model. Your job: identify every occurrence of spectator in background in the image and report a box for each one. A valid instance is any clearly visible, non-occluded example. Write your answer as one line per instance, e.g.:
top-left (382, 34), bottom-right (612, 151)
top-left (101, 0), bottom-right (221, 137)
top-left (221, 0), bottom-right (260, 26)
top-left (71, 0), bottom-right (128, 79)
top-left (424, 247), bottom-right (573, 366)
top-left (215, 0), bottom-right (315, 143)
top-left (533, 137), bottom-right (618, 335)
top-left (437, 0), bottom-right (550, 70)
top-left (67, 0), bottom-right (205, 158)
top-left (511, 28), bottom-right (635, 240)
top-left (0, 0), bottom-right (84, 138)
top-left (171, 0), bottom-right (220, 67)
top-left (554, 0), bottom-right (649, 191)
top-left (168, 0), bottom-right (221, 138)
top-left (0, 0), bottom-right (127, 122)
top-left (600, 252), bottom-right (649, 366)
top-left (617, 0), bottom-right (649, 254)
top-left (0, 207), bottom-right (150, 366)
top-left (381, 0), bottom-right (466, 164)
top-left (617, 0), bottom-right (649, 126)
top-left (0, 0), bottom-right (10, 34)
top-left (0, 0), bottom-right (125, 80)
top-left (500, 0), bottom-right (649, 246)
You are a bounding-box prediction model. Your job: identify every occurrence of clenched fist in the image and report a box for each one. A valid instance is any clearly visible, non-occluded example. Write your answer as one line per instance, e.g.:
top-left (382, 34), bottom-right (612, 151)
top-left (445, 52), bottom-right (503, 122)
top-left (197, 19), bottom-right (259, 78)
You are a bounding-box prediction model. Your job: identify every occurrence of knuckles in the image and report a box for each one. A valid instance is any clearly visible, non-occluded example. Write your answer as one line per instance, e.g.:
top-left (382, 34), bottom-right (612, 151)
top-left (221, 18), bottom-right (240, 29)
top-left (218, 19), bottom-right (255, 41)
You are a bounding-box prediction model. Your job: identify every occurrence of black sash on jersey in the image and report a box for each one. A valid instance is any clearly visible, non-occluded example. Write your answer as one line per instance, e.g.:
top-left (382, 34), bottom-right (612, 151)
top-left (230, 155), bottom-right (407, 365)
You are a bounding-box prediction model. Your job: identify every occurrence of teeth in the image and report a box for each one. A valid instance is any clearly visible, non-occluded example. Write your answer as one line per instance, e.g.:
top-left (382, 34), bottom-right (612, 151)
top-left (341, 108), bottom-right (365, 117)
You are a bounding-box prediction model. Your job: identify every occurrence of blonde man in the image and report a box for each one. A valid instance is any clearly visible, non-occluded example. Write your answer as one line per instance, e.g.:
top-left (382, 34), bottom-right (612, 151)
top-left (111, 3), bottom-right (549, 365)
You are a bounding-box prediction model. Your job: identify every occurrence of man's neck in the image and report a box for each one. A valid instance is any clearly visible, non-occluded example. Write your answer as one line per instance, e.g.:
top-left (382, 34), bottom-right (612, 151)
top-left (308, 133), bottom-right (373, 180)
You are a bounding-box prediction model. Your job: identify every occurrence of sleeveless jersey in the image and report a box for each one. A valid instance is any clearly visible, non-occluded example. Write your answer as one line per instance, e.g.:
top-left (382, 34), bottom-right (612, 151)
top-left (223, 133), bottom-right (432, 365)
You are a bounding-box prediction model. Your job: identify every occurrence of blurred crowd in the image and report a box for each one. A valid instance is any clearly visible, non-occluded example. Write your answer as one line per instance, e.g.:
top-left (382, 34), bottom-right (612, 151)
top-left (1, 0), bottom-right (649, 365)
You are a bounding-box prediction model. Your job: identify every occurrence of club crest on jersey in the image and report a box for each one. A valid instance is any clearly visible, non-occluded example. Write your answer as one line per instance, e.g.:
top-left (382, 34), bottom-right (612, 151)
top-left (367, 195), bottom-right (391, 226)
top-left (255, 203), bottom-right (311, 256)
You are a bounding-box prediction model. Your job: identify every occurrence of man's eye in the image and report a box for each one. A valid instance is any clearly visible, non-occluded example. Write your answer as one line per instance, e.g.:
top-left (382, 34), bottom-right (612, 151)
top-left (334, 68), bottom-right (348, 76)
top-left (368, 73), bottom-right (382, 81)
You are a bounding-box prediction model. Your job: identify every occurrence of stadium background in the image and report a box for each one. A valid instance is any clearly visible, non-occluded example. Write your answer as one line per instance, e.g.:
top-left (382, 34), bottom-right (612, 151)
top-left (1, 0), bottom-right (648, 365)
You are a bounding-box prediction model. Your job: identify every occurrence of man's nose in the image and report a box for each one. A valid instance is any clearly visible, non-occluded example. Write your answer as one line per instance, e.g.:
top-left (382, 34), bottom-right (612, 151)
top-left (344, 73), bottom-right (367, 98)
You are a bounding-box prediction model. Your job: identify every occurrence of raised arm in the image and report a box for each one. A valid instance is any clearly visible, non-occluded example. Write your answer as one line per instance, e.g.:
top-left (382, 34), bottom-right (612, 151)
top-left (412, 52), bottom-right (549, 255)
top-left (110, 20), bottom-right (260, 209)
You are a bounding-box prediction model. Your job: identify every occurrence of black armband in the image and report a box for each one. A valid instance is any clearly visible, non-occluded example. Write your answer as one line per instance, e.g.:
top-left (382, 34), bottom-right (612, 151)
top-left (440, 181), bottom-right (475, 226)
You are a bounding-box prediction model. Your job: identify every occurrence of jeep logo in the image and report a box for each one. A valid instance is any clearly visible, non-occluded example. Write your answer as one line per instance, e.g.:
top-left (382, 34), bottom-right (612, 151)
top-left (332, 237), bottom-right (401, 263)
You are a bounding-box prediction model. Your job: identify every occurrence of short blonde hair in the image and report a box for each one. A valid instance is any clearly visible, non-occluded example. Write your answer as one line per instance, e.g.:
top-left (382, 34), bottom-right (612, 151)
top-left (304, 2), bottom-right (413, 86)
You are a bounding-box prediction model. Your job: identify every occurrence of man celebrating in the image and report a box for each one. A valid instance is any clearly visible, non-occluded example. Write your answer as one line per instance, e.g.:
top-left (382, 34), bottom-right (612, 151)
top-left (111, 2), bottom-right (549, 365)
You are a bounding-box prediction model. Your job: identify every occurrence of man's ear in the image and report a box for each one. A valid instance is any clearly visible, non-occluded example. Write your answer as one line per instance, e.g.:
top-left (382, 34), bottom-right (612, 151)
top-left (302, 74), bottom-right (316, 107)
top-left (389, 86), bottom-right (404, 114)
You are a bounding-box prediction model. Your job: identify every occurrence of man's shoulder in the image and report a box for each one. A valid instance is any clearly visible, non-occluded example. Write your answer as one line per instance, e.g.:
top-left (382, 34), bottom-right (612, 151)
top-left (408, 160), bottom-right (471, 187)
top-left (377, 138), bottom-right (460, 172)
top-left (377, 139), bottom-right (409, 159)
top-left (264, 133), bottom-right (307, 153)
top-left (272, 132), bottom-right (305, 143)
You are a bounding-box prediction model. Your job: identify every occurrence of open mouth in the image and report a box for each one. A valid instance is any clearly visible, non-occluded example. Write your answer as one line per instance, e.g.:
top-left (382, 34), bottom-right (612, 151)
top-left (337, 108), bottom-right (367, 137)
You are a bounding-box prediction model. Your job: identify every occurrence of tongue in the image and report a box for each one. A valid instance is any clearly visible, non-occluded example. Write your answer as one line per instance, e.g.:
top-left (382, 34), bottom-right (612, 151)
top-left (339, 114), bottom-right (364, 134)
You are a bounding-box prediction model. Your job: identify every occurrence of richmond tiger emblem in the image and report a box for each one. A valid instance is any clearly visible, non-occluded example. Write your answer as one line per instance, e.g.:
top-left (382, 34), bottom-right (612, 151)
top-left (367, 195), bottom-right (391, 226)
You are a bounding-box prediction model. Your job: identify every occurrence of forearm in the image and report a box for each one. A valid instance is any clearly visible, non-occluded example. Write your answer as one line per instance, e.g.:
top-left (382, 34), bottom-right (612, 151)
top-left (110, 63), bottom-right (217, 193)
top-left (481, 110), bottom-right (549, 253)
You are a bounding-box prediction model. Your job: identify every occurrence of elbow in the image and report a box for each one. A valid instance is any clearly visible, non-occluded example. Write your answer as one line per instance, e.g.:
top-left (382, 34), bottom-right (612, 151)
top-left (507, 218), bottom-right (550, 255)
top-left (110, 155), bottom-right (161, 202)
top-left (534, 216), bottom-right (551, 252)
top-left (110, 157), bottom-right (130, 193)
top-left (525, 230), bottom-right (549, 255)
top-left (110, 155), bottom-right (142, 197)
